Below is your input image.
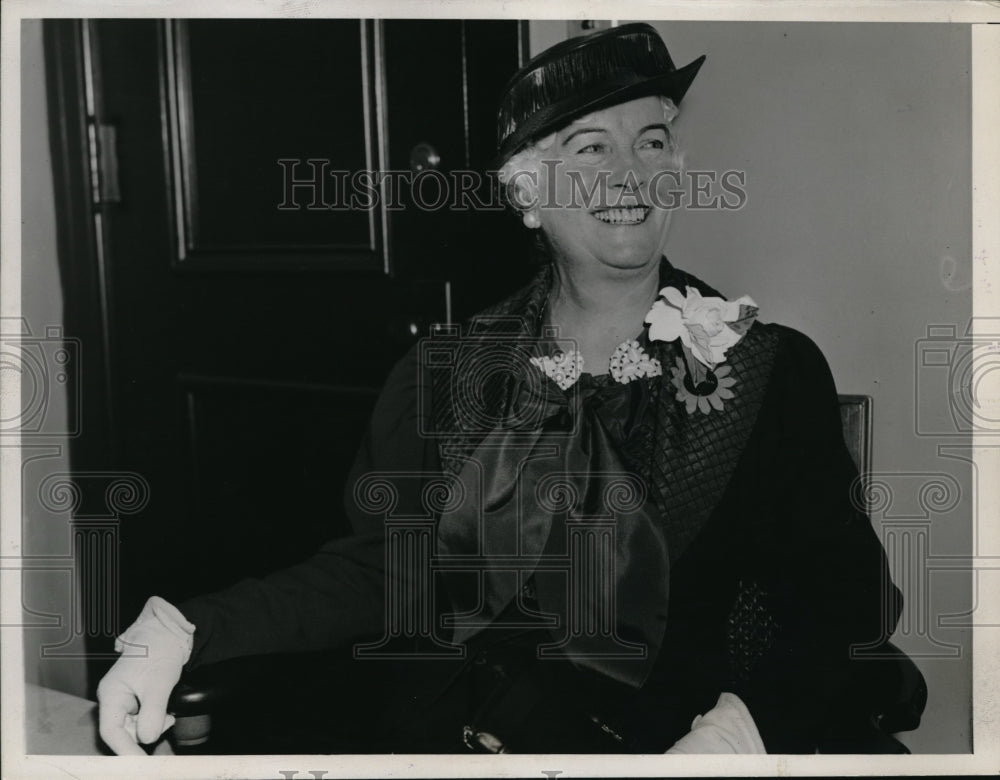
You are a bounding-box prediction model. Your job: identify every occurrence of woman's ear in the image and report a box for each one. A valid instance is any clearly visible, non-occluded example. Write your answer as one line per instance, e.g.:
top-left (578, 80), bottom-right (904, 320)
top-left (507, 171), bottom-right (539, 212)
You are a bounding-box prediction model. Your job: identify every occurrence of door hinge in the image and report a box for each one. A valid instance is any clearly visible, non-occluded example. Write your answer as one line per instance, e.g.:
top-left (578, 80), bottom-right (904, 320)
top-left (94, 121), bottom-right (121, 205)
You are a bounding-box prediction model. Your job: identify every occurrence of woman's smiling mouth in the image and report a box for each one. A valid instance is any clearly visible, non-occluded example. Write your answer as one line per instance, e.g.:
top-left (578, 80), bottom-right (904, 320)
top-left (591, 206), bottom-right (650, 225)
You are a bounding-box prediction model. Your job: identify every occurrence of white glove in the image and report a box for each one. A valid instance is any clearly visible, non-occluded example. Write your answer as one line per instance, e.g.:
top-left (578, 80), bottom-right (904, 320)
top-left (666, 692), bottom-right (767, 754)
top-left (97, 596), bottom-right (195, 755)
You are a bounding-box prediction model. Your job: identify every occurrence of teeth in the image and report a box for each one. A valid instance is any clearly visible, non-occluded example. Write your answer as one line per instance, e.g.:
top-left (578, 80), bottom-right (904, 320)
top-left (593, 207), bottom-right (648, 225)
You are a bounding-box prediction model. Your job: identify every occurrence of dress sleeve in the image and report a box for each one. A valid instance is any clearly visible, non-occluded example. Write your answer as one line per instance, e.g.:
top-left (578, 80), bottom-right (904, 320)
top-left (731, 326), bottom-right (903, 753)
top-left (179, 344), bottom-right (438, 670)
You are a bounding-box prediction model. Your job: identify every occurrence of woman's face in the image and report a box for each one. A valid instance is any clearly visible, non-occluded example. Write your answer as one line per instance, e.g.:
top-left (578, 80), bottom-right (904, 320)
top-left (530, 95), bottom-right (679, 275)
top-left (535, 96), bottom-right (675, 278)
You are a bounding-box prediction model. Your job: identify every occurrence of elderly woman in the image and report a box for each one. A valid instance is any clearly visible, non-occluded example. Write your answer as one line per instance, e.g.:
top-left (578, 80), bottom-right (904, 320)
top-left (97, 24), bottom-right (901, 755)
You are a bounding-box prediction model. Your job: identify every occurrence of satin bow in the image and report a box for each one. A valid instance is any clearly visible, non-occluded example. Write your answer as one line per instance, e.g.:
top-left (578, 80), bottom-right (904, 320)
top-left (436, 371), bottom-right (671, 688)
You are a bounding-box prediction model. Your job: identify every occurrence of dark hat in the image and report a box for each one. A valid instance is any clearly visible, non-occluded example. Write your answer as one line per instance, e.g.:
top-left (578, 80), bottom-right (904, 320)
top-left (496, 23), bottom-right (705, 166)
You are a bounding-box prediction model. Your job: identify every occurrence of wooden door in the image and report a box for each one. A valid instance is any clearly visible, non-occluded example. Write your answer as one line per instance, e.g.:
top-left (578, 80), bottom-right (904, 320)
top-left (43, 18), bottom-right (533, 694)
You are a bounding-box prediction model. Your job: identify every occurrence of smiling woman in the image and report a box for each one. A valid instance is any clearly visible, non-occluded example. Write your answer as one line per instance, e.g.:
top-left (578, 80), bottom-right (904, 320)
top-left (95, 23), bottom-right (909, 756)
top-left (509, 96), bottom-right (689, 372)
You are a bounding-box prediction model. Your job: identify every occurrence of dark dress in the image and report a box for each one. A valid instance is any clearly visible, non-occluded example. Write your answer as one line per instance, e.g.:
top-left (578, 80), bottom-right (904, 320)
top-left (178, 259), bottom-right (902, 753)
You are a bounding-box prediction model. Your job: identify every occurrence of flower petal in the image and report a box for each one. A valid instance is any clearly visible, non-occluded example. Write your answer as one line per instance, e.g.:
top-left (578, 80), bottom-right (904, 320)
top-left (687, 340), bottom-right (716, 369)
top-left (723, 301), bottom-right (759, 337)
top-left (708, 392), bottom-right (724, 411)
top-left (721, 298), bottom-right (742, 322)
top-left (706, 328), bottom-right (743, 365)
top-left (697, 396), bottom-right (711, 414)
top-left (714, 364), bottom-right (732, 378)
top-left (717, 388), bottom-right (735, 400)
top-left (663, 287), bottom-right (688, 309)
top-left (686, 396), bottom-right (698, 414)
top-left (646, 302), bottom-right (684, 343)
top-left (717, 377), bottom-right (737, 389)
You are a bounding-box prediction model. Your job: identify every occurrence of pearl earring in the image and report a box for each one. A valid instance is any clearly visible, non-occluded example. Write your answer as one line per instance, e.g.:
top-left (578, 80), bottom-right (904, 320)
top-left (522, 211), bottom-right (540, 229)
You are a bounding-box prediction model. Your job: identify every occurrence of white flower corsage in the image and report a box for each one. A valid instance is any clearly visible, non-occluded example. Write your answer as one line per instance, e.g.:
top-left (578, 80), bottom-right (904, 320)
top-left (529, 286), bottom-right (755, 404)
top-left (645, 286), bottom-right (758, 415)
top-left (645, 286), bottom-right (758, 369)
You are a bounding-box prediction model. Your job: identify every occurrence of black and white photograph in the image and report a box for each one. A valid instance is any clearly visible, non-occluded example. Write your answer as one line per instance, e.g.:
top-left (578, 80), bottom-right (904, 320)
top-left (3, 2), bottom-right (999, 777)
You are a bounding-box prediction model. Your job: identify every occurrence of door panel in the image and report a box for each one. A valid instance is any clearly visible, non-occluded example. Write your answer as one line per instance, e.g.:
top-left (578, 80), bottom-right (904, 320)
top-left (45, 19), bottom-right (531, 690)
top-left (168, 19), bottom-right (381, 267)
top-left (180, 377), bottom-right (377, 586)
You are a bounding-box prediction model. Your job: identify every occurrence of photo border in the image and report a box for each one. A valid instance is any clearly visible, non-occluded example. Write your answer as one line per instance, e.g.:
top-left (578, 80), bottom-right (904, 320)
top-left (3, 1), bottom-right (998, 777)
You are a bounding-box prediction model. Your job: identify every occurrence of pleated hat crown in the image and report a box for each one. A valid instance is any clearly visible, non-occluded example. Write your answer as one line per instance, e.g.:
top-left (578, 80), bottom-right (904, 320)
top-left (496, 23), bottom-right (705, 166)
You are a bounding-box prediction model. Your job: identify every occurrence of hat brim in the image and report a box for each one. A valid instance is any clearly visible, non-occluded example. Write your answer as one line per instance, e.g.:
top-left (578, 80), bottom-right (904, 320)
top-left (494, 54), bottom-right (706, 170)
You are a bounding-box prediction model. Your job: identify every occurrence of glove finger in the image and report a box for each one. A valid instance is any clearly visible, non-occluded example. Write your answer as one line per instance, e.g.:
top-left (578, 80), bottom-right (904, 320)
top-left (152, 737), bottom-right (175, 756)
top-left (124, 713), bottom-right (140, 747)
top-left (135, 685), bottom-right (172, 744)
top-left (97, 681), bottom-right (144, 756)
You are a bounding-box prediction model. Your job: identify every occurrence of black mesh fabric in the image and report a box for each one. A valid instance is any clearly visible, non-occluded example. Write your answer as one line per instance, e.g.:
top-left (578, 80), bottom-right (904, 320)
top-left (727, 579), bottom-right (782, 684)
top-left (428, 257), bottom-right (783, 680)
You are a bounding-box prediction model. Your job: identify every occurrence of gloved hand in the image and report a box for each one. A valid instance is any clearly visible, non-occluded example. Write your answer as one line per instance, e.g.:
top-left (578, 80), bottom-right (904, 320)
top-left (666, 691), bottom-right (767, 754)
top-left (97, 596), bottom-right (195, 755)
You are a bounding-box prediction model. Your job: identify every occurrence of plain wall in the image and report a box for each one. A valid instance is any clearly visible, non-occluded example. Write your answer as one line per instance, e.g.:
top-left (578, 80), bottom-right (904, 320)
top-left (531, 21), bottom-right (972, 754)
top-left (19, 19), bottom-right (88, 699)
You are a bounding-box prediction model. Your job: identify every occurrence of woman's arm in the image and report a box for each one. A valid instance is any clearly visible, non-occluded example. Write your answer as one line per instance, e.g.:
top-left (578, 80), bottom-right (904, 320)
top-left (732, 326), bottom-right (903, 752)
top-left (178, 527), bottom-right (390, 669)
top-left (98, 345), bottom-right (435, 753)
top-left (178, 343), bottom-right (436, 668)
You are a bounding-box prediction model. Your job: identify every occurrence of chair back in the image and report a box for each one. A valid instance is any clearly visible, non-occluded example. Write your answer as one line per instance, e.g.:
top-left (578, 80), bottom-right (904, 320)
top-left (838, 394), bottom-right (872, 476)
top-left (839, 394), bottom-right (872, 515)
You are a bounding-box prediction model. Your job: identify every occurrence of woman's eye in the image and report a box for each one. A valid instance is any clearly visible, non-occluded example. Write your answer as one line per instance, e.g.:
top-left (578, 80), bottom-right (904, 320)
top-left (577, 143), bottom-right (604, 154)
top-left (640, 139), bottom-right (665, 150)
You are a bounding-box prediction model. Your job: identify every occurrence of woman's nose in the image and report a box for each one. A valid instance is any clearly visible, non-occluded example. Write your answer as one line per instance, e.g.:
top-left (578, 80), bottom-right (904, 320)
top-left (608, 150), bottom-right (647, 199)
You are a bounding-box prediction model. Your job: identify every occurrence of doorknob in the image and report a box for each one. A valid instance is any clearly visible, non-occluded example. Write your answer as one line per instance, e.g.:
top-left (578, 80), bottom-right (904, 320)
top-left (409, 142), bottom-right (441, 173)
top-left (386, 315), bottom-right (430, 345)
